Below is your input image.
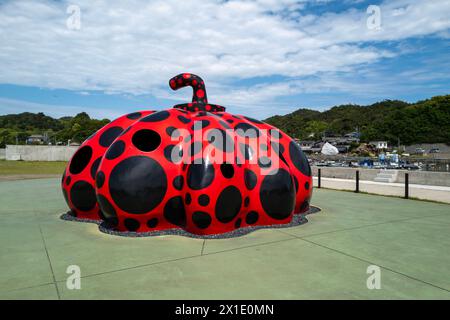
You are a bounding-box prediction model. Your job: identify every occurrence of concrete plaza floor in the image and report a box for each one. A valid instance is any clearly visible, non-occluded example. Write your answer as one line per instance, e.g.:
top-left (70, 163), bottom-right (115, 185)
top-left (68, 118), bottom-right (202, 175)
top-left (0, 178), bottom-right (449, 300)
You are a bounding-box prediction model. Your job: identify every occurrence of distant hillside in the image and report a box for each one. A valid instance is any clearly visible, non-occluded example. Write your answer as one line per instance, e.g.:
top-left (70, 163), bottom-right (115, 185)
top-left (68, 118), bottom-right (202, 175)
top-left (265, 95), bottom-right (450, 145)
top-left (1, 95), bottom-right (449, 148)
top-left (0, 112), bottom-right (110, 147)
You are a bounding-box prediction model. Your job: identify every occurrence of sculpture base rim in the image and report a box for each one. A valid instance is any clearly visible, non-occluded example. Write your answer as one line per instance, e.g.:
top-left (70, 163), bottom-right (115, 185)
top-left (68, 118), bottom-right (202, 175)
top-left (60, 206), bottom-right (321, 239)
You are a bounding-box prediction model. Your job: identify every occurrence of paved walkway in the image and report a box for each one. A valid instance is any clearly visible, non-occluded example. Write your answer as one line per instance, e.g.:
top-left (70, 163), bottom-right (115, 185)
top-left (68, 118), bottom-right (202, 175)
top-left (313, 177), bottom-right (450, 204)
top-left (0, 178), bottom-right (449, 299)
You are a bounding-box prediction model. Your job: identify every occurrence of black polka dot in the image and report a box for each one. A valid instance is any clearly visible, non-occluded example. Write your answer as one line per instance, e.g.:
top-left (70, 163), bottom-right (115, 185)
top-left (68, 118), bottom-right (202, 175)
top-left (127, 112), bottom-right (142, 120)
top-left (246, 211), bottom-right (259, 224)
top-left (191, 120), bottom-right (210, 130)
top-left (239, 143), bottom-right (254, 161)
top-left (198, 194), bottom-right (210, 206)
top-left (69, 146), bottom-right (92, 174)
top-left (124, 218), bottom-right (140, 231)
top-left (96, 171), bottom-right (105, 188)
top-left (166, 126), bottom-right (180, 138)
top-left (234, 218), bottom-right (242, 228)
top-left (244, 116), bottom-right (263, 124)
top-left (69, 209), bottom-right (77, 217)
top-left (260, 169), bottom-right (296, 220)
top-left (132, 129), bottom-right (161, 152)
top-left (164, 145), bottom-right (183, 163)
top-left (61, 170), bottom-right (66, 184)
top-left (215, 186), bottom-right (242, 223)
top-left (271, 141), bottom-right (285, 154)
top-left (207, 129), bottom-right (234, 153)
top-left (70, 181), bottom-right (97, 211)
top-left (220, 163), bottom-right (234, 179)
top-left (270, 129), bottom-right (283, 140)
top-left (109, 156), bottom-right (167, 214)
top-left (192, 211), bottom-right (212, 229)
top-left (244, 197), bottom-right (250, 207)
top-left (97, 194), bottom-right (118, 226)
top-left (99, 126), bottom-right (123, 148)
top-left (235, 123), bottom-right (260, 138)
top-left (185, 193), bottom-right (192, 205)
top-left (300, 200), bottom-right (309, 211)
top-left (173, 175), bottom-right (184, 190)
top-left (258, 157), bottom-right (271, 168)
top-left (147, 218), bottom-right (158, 228)
top-left (305, 181), bottom-right (310, 190)
top-left (276, 152), bottom-right (288, 167)
top-left (106, 140), bottom-right (125, 160)
top-left (289, 141), bottom-right (311, 176)
top-left (90, 156), bottom-right (102, 180)
top-left (164, 196), bottom-right (186, 227)
top-left (140, 111), bottom-right (170, 122)
top-left (177, 115), bottom-right (191, 124)
top-left (294, 176), bottom-right (299, 193)
top-left (97, 209), bottom-right (106, 221)
top-left (226, 119), bottom-right (234, 124)
top-left (219, 120), bottom-right (231, 129)
top-left (188, 142), bottom-right (202, 157)
top-left (244, 169), bottom-right (257, 190)
top-left (187, 160), bottom-right (215, 190)
top-left (65, 175), bottom-right (71, 186)
top-left (166, 126), bottom-right (175, 136)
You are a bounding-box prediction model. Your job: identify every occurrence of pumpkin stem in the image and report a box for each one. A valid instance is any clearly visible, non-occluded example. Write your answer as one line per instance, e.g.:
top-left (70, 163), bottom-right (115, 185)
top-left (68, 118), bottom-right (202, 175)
top-left (169, 73), bottom-right (208, 105)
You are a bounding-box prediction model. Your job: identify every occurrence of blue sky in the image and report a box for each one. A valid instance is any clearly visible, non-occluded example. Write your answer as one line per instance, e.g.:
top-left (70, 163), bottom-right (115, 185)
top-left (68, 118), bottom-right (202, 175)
top-left (0, 0), bottom-right (449, 120)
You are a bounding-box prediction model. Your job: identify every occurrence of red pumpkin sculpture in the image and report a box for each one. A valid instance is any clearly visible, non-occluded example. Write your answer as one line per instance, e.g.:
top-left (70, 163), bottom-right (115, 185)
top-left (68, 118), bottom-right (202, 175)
top-left (61, 111), bottom-right (154, 220)
top-left (62, 73), bottom-right (313, 235)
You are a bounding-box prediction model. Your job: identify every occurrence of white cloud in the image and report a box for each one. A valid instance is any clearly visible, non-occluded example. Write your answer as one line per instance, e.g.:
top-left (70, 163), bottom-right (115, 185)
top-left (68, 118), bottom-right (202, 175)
top-left (0, 0), bottom-right (449, 114)
top-left (0, 97), bottom-right (124, 120)
top-left (303, 0), bottom-right (450, 44)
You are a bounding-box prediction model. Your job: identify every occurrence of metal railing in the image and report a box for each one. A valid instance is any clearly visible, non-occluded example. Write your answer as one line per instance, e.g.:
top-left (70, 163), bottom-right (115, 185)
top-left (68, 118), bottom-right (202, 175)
top-left (316, 168), bottom-right (410, 199)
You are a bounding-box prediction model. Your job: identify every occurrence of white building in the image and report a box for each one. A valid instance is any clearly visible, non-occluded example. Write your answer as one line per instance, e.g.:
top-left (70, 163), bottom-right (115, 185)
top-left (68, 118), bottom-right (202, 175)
top-left (26, 134), bottom-right (45, 144)
top-left (369, 141), bottom-right (388, 150)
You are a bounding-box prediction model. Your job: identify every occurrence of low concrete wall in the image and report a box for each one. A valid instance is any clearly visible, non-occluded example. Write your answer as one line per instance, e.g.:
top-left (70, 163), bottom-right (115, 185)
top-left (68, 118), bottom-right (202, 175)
top-left (0, 148), bottom-right (5, 160)
top-left (312, 166), bottom-right (379, 181)
top-left (312, 166), bottom-right (450, 187)
top-left (6, 145), bottom-right (78, 161)
top-left (396, 170), bottom-right (450, 187)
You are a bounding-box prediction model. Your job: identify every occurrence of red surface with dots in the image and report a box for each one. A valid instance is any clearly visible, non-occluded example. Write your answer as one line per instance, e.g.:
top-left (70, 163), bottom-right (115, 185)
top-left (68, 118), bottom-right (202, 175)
top-left (61, 110), bottom-right (153, 220)
top-left (62, 73), bottom-right (313, 235)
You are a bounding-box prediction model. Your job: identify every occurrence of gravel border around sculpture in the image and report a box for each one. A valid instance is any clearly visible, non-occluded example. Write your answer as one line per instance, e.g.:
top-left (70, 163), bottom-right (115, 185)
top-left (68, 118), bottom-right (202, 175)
top-left (61, 206), bottom-right (321, 239)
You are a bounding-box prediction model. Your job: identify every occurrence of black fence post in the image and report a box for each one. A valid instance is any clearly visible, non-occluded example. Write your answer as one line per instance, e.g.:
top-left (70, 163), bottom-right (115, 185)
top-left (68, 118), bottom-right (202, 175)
top-left (318, 168), bottom-right (321, 188)
top-left (355, 170), bottom-right (359, 193)
top-left (405, 173), bottom-right (409, 199)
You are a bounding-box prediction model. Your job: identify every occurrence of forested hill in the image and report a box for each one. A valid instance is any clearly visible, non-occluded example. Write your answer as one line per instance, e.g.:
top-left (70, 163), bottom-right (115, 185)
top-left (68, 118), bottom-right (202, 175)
top-left (264, 95), bottom-right (450, 145)
top-left (0, 112), bottom-right (109, 147)
top-left (0, 95), bottom-right (449, 147)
